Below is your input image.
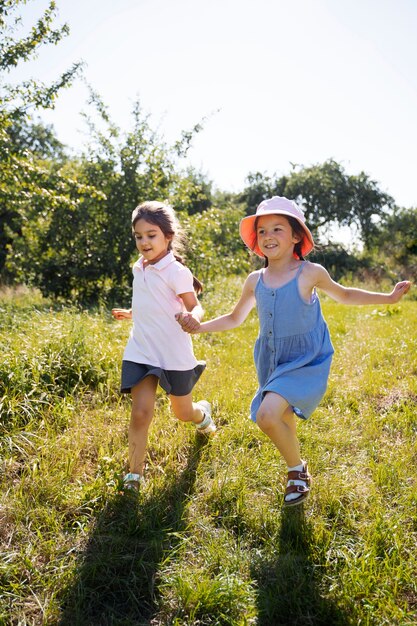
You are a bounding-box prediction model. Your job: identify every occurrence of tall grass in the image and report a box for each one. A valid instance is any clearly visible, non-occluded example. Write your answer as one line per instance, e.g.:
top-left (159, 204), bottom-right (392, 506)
top-left (1, 281), bottom-right (416, 625)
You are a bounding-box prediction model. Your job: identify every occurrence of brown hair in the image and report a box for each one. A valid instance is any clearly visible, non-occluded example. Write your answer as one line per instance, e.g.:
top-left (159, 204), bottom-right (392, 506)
top-left (131, 201), bottom-right (203, 294)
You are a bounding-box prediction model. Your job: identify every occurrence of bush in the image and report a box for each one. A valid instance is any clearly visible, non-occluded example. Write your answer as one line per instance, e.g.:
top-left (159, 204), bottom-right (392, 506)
top-left (182, 203), bottom-right (251, 283)
top-left (0, 307), bottom-right (119, 429)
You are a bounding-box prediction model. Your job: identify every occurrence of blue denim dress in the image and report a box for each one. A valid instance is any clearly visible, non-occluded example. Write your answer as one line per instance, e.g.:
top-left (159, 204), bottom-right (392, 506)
top-left (250, 263), bottom-right (334, 421)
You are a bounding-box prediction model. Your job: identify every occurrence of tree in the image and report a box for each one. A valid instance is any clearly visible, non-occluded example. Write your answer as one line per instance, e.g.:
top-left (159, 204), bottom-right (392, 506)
top-left (171, 167), bottom-right (213, 215)
top-left (0, 0), bottom-right (81, 115)
top-left (240, 160), bottom-right (394, 248)
top-left (6, 116), bottom-right (67, 160)
top-left (0, 0), bottom-right (83, 279)
top-left (26, 91), bottom-right (212, 303)
top-left (370, 206), bottom-right (417, 279)
top-left (285, 160), bottom-right (394, 247)
top-left (183, 202), bottom-right (250, 282)
top-left (240, 171), bottom-right (287, 214)
top-left (347, 171), bottom-right (394, 247)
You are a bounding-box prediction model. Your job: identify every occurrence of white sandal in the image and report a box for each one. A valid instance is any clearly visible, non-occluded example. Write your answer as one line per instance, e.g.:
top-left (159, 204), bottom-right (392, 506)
top-left (122, 472), bottom-right (144, 492)
top-left (195, 400), bottom-right (216, 435)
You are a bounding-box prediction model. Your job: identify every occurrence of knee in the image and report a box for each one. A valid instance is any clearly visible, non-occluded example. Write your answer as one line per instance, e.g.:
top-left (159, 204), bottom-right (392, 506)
top-left (130, 406), bottom-right (153, 429)
top-left (256, 406), bottom-right (277, 432)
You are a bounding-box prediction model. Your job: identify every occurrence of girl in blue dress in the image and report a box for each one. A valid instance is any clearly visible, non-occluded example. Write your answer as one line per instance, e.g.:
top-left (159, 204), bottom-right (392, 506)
top-left (177, 196), bottom-right (411, 507)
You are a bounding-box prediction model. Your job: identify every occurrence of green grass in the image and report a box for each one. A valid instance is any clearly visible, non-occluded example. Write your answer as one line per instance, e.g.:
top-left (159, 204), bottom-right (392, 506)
top-left (1, 280), bottom-right (416, 625)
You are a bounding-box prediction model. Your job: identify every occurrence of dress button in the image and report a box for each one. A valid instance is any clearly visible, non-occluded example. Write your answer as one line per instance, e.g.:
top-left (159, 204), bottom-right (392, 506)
top-left (269, 312), bottom-right (273, 317)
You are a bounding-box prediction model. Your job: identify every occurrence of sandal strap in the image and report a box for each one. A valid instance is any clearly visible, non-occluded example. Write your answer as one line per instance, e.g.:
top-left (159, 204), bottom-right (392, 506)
top-left (284, 463), bottom-right (311, 506)
top-left (287, 470), bottom-right (310, 480)
top-left (287, 464), bottom-right (311, 484)
top-left (285, 484), bottom-right (310, 495)
top-left (197, 413), bottom-right (212, 430)
top-left (123, 472), bottom-right (142, 484)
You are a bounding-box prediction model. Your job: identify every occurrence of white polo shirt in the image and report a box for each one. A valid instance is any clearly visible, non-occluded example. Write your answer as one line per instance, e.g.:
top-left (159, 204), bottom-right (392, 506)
top-left (122, 251), bottom-right (199, 371)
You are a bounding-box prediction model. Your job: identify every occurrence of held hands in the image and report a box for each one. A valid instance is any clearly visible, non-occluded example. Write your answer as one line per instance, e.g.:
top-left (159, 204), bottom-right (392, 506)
top-left (111, 308), bottom-right (132, 320)
top-left (175, 311), bottom-right (201, 333)
top-left (390, 281), bottom-right (411, 303)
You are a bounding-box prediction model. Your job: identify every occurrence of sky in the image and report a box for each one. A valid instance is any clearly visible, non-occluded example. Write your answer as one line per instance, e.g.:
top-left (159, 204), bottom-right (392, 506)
top-left (9, 0), bottom-right (417, 210)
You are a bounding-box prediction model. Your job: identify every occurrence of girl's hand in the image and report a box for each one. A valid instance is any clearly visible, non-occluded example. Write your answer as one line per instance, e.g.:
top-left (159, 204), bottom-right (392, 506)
top-left (175, 312), bottom-right (201, 333)
top-left (390, 281), bottom-right (411, 302)
top-left (111, 308), bottom-right (132, 320)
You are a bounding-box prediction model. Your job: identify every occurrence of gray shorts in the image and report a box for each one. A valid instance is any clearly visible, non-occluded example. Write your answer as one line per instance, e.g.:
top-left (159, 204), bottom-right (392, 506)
top-left (121, 360), bottom-right (206, 397)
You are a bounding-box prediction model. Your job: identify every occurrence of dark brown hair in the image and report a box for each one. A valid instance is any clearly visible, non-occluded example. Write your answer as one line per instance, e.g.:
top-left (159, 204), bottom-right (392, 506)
top-left (132, 201), bottom-right (203, 294)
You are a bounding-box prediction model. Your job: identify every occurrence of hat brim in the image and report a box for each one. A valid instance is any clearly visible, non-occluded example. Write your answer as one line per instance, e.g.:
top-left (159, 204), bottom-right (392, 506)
top-left (239, 209), bottom-right (314, 258)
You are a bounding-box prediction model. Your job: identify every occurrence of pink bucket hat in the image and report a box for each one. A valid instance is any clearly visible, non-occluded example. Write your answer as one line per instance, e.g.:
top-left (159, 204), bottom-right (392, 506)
top-left (239, 196), bottom-right (314, 258)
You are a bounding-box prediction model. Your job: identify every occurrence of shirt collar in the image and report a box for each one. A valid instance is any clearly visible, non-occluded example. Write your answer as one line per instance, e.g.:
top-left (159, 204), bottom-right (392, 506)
top-left (135, 250), bottom-right (175, 272)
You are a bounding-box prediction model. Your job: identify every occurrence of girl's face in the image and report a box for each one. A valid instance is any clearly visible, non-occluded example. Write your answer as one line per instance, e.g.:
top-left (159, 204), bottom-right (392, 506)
top-left (256, 214), bottom-right (301, 259)
top-left (133, 218), bottom-right (171, 264)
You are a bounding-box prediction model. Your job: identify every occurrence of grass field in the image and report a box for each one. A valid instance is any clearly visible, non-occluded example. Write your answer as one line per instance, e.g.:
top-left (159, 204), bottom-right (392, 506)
top-left (1, 280), bottom-right (416, 625)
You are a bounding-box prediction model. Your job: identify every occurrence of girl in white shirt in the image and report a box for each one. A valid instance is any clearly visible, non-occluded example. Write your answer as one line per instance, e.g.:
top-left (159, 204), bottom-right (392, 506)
top-left (112, 201), bottom-right (215, 492)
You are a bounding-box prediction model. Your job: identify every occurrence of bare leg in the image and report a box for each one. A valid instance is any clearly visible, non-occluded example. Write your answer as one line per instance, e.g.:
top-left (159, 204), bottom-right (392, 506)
top-left (129, 376), bottom-right (158, 475)
top-left (256, 391), bottom-right (302, 467)
top-left (169, 393), bottom-right (205, 424)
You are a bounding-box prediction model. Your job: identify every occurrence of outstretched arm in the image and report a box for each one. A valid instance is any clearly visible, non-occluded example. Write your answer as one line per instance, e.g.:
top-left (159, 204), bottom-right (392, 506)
top-left (312, 264), bottom-right (411, 305)
top-left (177, 272), bottom-right (259, 334)
top-left (111, 308), bottom-right (132, 320)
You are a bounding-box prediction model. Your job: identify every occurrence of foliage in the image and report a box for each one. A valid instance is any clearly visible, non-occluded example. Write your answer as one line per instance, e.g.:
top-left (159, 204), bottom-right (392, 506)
top-left (241, 159), bottom-right (394, 247)
top-left (183, 202), bottom-right (251, 284)
top-left (6, 115), bottom-right (67, 159)
top-left (0, 0), bottom-right (83, 277)
top-left (171, 167), bottom-right (213, 215)
top-left (368, 206), bottom-right (417, 281)
top-left (0, 304), bottom-right (120, 429)
top-left (0, 0), bottom-right (82, 115)
top-left (241, 170), bottom-right (288, 213)
top-left (1, 54), bottom-right (214, 302)
top-left (1, 284), bottom-right (416, 625)
top-left (0, 4), bottom-right (414, 306)
top-left (2, 151), bottom-right (105, 288)
top-left (309, 243), bottom-right (369, 282)
top-left (20, 91), bottom-right (213, 304)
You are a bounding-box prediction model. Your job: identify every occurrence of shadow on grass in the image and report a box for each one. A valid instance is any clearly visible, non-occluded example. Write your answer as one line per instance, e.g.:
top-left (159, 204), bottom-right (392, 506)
top-left (252, 506), bottom-right (350, 626)
top-left (59, 435), bottom-right (208, 626)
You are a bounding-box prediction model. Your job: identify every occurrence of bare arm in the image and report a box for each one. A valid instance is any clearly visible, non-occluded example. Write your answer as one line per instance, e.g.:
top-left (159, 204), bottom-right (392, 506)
top-left (111, 308), bottom-right (132, 320)
top-left (312, 264), bottom-right (411, 305)
top-left (176, 291), bottom-right (204, 332)
top-left (180, 272), bottom-right (258, 334)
